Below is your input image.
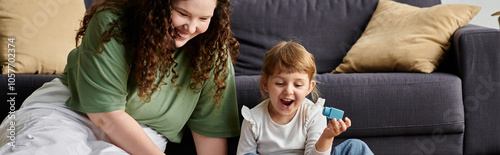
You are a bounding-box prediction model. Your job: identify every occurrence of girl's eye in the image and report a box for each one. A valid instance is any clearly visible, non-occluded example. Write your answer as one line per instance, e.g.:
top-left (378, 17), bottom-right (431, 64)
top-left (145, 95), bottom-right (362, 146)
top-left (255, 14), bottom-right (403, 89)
top-left (275, 83), bottom-right (284, 86)
top-left (200, 17), bottom-right (209, 21)
top-left (295, 84), bottom-right (303, 87)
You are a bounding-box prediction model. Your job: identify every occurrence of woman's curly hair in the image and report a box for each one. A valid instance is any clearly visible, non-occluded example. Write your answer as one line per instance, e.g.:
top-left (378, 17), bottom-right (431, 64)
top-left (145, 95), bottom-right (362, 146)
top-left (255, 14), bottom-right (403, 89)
top-left (75, 0), bottom-right (239, 107)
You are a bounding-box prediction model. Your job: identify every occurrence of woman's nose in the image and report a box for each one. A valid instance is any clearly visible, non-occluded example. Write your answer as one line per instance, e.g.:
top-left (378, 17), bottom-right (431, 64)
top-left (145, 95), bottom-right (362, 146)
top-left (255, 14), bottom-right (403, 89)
top-left (185, 22), bottom-right (196, 34)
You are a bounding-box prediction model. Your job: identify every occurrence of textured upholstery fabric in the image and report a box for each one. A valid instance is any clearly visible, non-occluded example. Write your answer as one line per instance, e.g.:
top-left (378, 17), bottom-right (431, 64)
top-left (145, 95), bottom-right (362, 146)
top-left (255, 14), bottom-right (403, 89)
top-left (231, 0), bottom-right (379, 75)
top-left (315, 73), bottom-right (463, 137)
top-left (233, 72), bottom-right (465, 154)
top-left (333, 0), bottom-right (480, 73)
top-left (236, 73), bottom-right (464, 137)
top-left (452, 24), bottom-right (500, 154)
top-left (394, 0), bottom-right (441, 7)
top-left (334, 134), bottom-right (463, 154)
top-left (232, 0), bottom-right (442, 76)
top-left (0, 0), bottom-right (85, 74)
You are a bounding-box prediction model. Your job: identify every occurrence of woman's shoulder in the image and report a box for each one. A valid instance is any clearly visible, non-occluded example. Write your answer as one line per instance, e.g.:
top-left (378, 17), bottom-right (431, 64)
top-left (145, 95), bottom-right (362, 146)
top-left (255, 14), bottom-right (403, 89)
top-left (81, 6), bottom-right (127, 50)
top-left (89, 6), bottom-right (124, 27)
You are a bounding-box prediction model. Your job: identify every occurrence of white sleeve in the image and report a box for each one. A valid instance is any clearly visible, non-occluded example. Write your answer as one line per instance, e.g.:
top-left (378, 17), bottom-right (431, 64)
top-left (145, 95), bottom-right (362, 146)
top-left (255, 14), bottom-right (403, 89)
top-left (237, 119), bottom-right (258, 155)
top-left (237, 106), bottom-right (258, 155)
top-left (305, 98), bottom-right (332, 155)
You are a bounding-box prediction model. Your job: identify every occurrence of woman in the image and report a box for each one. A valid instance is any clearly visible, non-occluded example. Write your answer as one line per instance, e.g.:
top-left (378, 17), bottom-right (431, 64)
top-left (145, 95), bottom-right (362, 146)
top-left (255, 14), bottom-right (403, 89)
top-left (0, 0), bottom-right (240, 154)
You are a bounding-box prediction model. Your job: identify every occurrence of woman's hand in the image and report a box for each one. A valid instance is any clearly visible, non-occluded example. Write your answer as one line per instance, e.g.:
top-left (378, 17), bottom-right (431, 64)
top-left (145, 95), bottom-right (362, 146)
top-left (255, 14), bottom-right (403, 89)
top-left (87, 110), bottom-right (165, 155)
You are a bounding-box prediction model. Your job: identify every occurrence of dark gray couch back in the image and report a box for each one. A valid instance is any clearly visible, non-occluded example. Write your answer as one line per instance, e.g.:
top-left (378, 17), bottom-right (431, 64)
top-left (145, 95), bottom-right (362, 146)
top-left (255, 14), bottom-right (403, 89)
top-left (230, 0), bottom-right (441, 75)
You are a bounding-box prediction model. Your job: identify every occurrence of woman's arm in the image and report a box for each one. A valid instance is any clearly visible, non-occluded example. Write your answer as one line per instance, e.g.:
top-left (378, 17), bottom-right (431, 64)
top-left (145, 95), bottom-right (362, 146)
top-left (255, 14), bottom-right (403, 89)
top-left (192, 130), bottom-right (227, 155)
top-left (87, 110), bottom-right (165, 155)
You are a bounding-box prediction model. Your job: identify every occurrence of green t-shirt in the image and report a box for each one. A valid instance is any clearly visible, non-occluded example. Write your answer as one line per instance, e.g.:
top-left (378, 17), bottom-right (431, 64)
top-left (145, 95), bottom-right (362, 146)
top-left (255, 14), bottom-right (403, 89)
top-left (60, 8), bottom-right (240, 143)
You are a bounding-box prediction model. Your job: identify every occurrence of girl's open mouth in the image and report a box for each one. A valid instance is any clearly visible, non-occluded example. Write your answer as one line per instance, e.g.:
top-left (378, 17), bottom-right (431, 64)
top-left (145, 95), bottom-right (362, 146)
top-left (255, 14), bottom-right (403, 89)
top-left (281, 99), bottom-right (294, 107)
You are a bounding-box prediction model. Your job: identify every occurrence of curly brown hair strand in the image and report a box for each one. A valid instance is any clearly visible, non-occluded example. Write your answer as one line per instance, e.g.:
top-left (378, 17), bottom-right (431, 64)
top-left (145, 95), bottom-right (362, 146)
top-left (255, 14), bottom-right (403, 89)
top-left (75, 0), bottom-right (239, 107)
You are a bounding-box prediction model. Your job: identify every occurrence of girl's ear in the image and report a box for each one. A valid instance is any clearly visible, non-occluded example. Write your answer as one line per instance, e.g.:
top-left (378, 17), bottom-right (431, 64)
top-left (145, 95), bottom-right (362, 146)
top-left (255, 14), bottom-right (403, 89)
top-left (308, 80), bottom-right (316, 94)
top-left (262, 79), bottom-right (269, 92)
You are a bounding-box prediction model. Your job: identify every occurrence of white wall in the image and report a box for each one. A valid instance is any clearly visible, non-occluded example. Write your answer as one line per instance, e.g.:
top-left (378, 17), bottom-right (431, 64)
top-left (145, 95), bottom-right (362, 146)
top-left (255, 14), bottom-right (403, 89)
top-left (441, 0), bottom-right (500, 29)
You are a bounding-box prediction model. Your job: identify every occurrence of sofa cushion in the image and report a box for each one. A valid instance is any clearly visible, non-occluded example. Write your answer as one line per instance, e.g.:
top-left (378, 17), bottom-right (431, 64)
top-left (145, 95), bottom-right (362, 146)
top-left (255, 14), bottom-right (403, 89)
top-left (0, 0), bottom-right (85, 74)
top-left (231, 0), bottom-right (379, 75)
top-left (335, 134), bottom-right (463, 155)
top-left (315, 72), bottom-right (464, 137)
top-left (236, 72), bottom-right (464, 141)
top-left (235, 72), bottom-right (463, 137)
top-left (332, 0), bottom-right (480, 73)
top-left (394, 0), bottom-right (441, 7)
top-left (230, 0), bottom-right (441, 76)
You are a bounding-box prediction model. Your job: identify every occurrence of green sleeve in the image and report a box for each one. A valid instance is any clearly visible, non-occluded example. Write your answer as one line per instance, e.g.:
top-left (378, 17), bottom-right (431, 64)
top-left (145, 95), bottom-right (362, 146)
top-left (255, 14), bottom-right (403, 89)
top-left (187, 55), bottom-right (241, 138)
top-left (63, 8), bottom-right (131, 113)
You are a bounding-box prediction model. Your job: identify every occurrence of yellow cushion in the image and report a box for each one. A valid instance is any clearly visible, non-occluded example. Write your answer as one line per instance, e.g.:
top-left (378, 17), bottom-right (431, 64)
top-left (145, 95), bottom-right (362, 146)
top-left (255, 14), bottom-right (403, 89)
top-left (0, 0), bottom-right (85, 74)
top-left (332, 0), bottom-right (480, 73)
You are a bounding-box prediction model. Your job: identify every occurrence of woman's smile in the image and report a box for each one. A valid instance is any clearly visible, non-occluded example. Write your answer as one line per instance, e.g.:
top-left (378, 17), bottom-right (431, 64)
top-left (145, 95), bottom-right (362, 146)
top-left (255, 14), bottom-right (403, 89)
top-left (175, 29), bottom-right (190, 39)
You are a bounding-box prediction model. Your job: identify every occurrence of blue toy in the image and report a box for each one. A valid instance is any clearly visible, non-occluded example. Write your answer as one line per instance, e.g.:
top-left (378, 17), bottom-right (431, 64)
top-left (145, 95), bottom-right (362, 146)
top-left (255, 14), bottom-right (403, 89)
top-left (322, 106), bottom-right (344, 120)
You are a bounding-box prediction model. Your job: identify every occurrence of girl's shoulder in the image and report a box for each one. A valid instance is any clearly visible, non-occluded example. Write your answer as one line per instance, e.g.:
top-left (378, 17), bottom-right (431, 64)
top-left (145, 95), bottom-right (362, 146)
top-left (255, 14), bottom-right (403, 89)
top-left (303, 98), bottom-right (325, 112)
top-left (304, 98), bottom-right (326, 127)
top-left (241, 99), bottom-right (270, 123)
top-left (240, 100), bottom-right (270, 138)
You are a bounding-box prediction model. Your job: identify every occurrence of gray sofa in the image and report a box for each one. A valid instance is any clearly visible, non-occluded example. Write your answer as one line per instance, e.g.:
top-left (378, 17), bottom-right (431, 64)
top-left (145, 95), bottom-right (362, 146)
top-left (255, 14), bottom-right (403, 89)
top-left (1, 0), bottom-right (499, 154)
top-left (218, 0), bottom-right (500, 154)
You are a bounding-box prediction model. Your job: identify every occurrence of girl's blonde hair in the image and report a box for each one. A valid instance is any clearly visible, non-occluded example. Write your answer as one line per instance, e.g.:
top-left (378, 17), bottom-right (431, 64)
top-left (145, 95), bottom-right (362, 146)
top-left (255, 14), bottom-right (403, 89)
top-left (259, 41), bottom-right (319, 101)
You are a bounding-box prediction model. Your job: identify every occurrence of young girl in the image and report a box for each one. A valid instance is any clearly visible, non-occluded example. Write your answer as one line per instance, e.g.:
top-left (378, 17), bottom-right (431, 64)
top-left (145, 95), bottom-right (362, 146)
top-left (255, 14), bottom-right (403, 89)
top-left (236, 41), bottom-right (373, 155)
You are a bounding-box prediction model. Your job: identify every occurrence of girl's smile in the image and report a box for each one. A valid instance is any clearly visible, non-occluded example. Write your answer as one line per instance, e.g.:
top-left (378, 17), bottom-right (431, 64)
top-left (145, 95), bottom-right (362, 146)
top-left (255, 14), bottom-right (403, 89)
top-left (281, 98), bottom-right (294, 107)
top-left (265, 69), bottom-right (315, 125)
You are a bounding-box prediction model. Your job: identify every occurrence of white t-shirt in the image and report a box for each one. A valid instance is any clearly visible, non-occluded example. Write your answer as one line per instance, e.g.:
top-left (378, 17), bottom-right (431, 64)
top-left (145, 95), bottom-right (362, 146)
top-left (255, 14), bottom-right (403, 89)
top-left (237, 98), bottom-right (331, 155)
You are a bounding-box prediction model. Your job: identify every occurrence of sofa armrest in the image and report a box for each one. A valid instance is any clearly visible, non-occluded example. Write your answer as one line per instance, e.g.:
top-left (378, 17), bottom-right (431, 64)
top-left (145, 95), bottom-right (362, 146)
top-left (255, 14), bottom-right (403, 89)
top-left (451, 24), bottom-right (500, 154)
top-left (453, 24), bottom-right (500, 79)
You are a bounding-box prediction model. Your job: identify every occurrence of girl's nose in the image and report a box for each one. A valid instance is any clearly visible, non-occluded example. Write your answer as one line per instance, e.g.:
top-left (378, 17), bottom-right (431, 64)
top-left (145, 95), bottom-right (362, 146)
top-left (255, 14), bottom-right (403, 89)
top-left (284, 86), bottom-right (294, 95)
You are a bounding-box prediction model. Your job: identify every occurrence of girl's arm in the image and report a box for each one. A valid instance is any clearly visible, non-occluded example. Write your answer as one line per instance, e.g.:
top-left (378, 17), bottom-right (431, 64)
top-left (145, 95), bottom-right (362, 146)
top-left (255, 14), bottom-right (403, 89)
top-left (236, 119), bottom-right (258, 155)
top-left (192, 130), bottom-right (227, 155)
top-left (315, 117), bottom-right (351, 152)
top-left (87, 110), bottom-right (165, 155)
